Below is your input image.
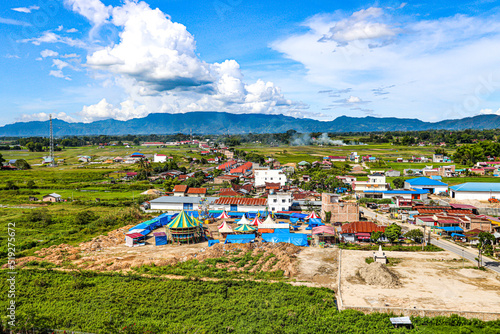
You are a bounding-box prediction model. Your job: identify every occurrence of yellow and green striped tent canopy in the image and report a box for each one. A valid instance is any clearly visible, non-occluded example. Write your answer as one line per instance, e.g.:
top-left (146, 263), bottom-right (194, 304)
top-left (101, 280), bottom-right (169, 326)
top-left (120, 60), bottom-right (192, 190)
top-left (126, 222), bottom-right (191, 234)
top-left (167, 211), bottom-right (199, 229)
top-left (233, 224), bottom-right (256, 233)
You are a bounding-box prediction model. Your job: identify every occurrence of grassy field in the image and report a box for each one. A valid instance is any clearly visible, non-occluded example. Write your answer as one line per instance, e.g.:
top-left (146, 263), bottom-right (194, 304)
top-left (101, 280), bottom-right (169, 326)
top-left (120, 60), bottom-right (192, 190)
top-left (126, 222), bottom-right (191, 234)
top-left (2, 269), bottom-right (498, 334)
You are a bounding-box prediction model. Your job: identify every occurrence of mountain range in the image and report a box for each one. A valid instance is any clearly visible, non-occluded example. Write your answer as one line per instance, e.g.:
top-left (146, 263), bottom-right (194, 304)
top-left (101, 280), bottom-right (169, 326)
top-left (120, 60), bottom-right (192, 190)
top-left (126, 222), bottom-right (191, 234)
top-left (1, 112), bottom-right (499, 136)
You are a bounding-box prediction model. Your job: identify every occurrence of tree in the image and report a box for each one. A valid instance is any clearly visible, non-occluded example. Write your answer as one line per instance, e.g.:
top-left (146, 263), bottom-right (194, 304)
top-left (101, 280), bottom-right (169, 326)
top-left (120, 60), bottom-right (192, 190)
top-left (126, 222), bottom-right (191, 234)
top-left (27, 208), bottom-right (52, 227)
top-left (392, 177), bottom-right (405, 189)
top-left (0, 153), bottom-right (4, 165)
top-left (385, 223), bottom-right (402, 243)
top-left (75, 210), bottom-right (98, 225)
top-left (405, 229), bottom-right (423, 243)
top-left (477, 232), bottom-right (495, 267)
top-left (371, 231), bottom-right (383, 243)
top-left (14, 159), bottom-right (31, 170)
top-left (26, 180), bottom-right (36, 189)
top-left (26, 141), bottom-right (35, 152)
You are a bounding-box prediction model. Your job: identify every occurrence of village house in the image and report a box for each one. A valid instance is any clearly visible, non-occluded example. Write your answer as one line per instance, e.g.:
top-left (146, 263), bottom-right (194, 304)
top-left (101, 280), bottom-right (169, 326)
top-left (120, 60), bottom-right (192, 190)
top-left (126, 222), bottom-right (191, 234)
top-left (268, 192), bottom-right (293, 212)
top-left (186, 187), bottom-right (207, 197)
top-left (340, 221), bottom-right (386, 243)
top-left (172, 185), bottom-right (188, 196)
top-left (450, 183), bottom-right (500, 201)
top-left (404, 177), bottom-right (448, 194)
top-left (213, 197), bottom-right (268, 212)
top-left (353, 173), bottom-right (390, 192)
top-left (214, 175), bottom-right (239, 184)
top-left (254, 169), bottom-right (287, 187)
top-left (43, 193), bottom-right (62, 202)
top-left (153, 153), bottom-right (167, 163)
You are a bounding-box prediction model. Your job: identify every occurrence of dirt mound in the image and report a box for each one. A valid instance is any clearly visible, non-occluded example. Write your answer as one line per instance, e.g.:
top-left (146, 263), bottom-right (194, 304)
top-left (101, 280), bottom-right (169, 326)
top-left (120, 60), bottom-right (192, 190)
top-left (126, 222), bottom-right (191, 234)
top-left (358, 262), bottom-right (400, 288)
top-left (80, 225), bottom-right (134, 252)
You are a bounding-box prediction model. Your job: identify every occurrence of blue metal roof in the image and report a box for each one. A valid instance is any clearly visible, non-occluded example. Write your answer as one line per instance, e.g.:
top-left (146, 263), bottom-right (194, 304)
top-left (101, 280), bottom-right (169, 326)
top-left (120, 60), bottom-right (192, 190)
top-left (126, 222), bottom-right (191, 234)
top-left (440, 226), bottom-right (463, 232)
top-left (405, 177), bottom-right (448, 186)
top-left (450, 182), bottom-right (500, 192)
top-left (430, 175), bottom-right (442, 180)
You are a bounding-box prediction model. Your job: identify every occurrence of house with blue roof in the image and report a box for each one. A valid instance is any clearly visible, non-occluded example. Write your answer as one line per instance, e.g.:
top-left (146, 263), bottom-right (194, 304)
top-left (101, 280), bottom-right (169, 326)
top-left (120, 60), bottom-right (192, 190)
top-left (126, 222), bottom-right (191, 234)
top-left (404, 177), bottom-right (448, 194)
top-left (450, 183), bottom-right (500, 201)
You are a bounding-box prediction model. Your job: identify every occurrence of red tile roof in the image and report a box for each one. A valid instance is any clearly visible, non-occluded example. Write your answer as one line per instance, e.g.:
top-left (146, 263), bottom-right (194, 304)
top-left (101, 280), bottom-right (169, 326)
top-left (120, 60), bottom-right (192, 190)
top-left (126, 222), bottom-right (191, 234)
top-left (217, 160), bottom-right (237, 170)
top-left (186, 187), bottom-right (207, 194)
top-left (265, 182), bottom-right (281, 190)
top-left (173, 185), bottom-right (188, 193)
top-left (341, 221), bottom-right (386, 234)
top-left (230, 161), bottom-right (253, 174)
top-left (214, 197), bottom-right (267, 206)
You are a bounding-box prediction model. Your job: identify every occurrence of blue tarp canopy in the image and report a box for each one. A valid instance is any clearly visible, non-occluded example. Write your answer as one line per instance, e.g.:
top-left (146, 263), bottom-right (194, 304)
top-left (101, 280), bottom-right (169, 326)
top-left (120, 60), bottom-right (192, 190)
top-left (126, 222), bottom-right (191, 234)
top-left (228, 212), bottom-right (245, 218)
top-left (224, 234), bottom-right (256, 244)
top-left (261, 232), bottom-right (309, 247)
top-left (309, 218), bottom-right (322, 224)
top-left (154, 232), bottom-right (168, 246)
top-left (440, 226), bottom-right (463, 232)
top-left (451, 233), bottom-right (466, 237)
top-left (208, 240), bottom-right (220, 247)
top-left (292, 213), bottom-right (308, 219)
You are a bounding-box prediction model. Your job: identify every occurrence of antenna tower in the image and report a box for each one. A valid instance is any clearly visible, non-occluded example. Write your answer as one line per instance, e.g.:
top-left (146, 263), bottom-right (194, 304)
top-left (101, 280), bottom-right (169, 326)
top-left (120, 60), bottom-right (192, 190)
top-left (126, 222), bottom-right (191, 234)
top-left (49, 114), bottom-right (55, 167)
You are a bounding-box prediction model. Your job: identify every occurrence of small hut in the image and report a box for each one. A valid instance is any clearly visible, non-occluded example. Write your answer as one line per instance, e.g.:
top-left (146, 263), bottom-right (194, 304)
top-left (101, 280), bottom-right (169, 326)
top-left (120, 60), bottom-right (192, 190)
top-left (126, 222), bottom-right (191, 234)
top-left (125, 232), bottom-right (145, 247)
top-left (166, 210), bottom-right (202, 244)
top-left (153, 232), bottom-right (168, 246)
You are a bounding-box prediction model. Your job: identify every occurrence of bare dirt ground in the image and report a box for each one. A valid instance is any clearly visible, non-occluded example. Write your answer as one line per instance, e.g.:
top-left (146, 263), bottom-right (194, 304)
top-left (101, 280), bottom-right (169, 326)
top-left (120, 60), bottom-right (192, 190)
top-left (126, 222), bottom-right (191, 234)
top-left (293, 247), bottom-right (338, 289)
top-left (340, 249), bottom-right (500, 312)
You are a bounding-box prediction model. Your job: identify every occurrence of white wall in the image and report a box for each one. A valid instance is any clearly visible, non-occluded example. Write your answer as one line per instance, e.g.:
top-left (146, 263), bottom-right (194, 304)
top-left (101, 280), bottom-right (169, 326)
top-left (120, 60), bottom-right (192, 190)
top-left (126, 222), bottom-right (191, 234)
top-left (213, 204), bottom-right (267, 212)
top-left (150, 202), bottom-right (184, 211)
top-left (268, 193), bottom-right (293, 212)
top-left (254, 169), bottom-right (287, 187)
top-left (405, 183), bottom-right (448, 194)
top-left (450, 190), bottom-right (500, 201)
top-left (153, 154), bottom-right (167, 163)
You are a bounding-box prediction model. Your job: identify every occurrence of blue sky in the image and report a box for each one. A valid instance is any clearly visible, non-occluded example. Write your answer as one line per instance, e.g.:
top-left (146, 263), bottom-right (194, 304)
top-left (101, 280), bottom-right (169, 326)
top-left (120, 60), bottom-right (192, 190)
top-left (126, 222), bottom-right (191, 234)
top-left (1, 0), bottom-right (500, 126)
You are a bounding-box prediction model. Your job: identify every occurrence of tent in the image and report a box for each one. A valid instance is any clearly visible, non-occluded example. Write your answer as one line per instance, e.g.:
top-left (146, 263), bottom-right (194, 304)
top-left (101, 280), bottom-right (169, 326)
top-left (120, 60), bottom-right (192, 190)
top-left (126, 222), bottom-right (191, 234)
top-left (261, 232), bottom-right (308, 247)
top-left (250, 217), bottom-right (262, 226)
top-left (225, 234), bottom-right (256, 244)
top-left (439, 226), bottom-right (464, 232)
top-left (128, 228), bottom-right (150, 236)
top-left (166, 210), bottom-right (202, 243)
top-left (306, 211), bottom-right (320, 220)
top-left (312, 226), bottom-right (335, 235)
top-left (208, 240), bottom-right (220, 247)
top-left (218, 221), bottom-right (233, 233)
top-left (217, 211), bottom-right (230, 219)
top-left (291, 213), bottom-right (308, 219)
top-left (166, 211), bottom-right (199, 229)
top-left (234, 224), bottom-right (256, 233)
top-left (153, 232), bottom-right (168, 246)
top-left (237, 215), bottom-right (251, 225)
top-left (262, 215), bottom-right (276, 225)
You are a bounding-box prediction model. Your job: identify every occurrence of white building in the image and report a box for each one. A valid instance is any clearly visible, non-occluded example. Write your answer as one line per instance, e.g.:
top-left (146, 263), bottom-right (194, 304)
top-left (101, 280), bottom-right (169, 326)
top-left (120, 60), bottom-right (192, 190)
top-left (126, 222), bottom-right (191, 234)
top-left (404, 177), bottom-right (448, 194)
top-left (148, 196), bottom-right (217, 211)
top-left (268, 192), bottom-right (293, 212)
top-left (450, 183), bottom-right (500, 201)
top-left (254, 169), bottom-right (287, 187)
top-left (153, 153), bottom-right (167, 163)
top-left (353, 173), bottom-right (390, 192)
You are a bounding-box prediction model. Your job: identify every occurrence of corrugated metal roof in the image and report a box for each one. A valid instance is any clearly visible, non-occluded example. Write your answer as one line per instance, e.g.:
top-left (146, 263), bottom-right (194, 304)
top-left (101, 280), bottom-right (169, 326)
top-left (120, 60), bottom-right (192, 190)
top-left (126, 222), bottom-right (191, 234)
top-left (341, 221), bottom-right (386, 234)
top-left (450, 182), bottom-right (500, 192)
top-left (215, 197), bottom-right (267, 206)
top-left (405, 177), bottom-right (448, 186)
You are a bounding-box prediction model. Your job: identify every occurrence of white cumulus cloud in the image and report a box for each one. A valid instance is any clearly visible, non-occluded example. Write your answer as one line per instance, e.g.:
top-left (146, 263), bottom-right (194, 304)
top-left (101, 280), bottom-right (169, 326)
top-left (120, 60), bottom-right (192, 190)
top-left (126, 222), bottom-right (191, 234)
top-left (18, 112), bottom-right (76, 122)
top-left (64, 0), bottom-right (111, 26)
top-left (12, 5), bottom-right (40, 13)
top-left (40, 49), bottom-right (59, 58)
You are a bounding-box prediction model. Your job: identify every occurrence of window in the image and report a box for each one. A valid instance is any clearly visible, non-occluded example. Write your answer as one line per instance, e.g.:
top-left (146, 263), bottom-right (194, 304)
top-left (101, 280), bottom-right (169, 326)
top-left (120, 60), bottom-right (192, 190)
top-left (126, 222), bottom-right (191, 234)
top-left (273, 199), bottom-right (277, 203)
top-left (230, 204), bottom-right (238, 211)
top-left (183, 203), bottom-right (193, 210)
top-left (272, 207), bottom-right (275, 211)
top-left (282, 207), bottom-right (286, 211)
top-left (282, 199), bottom-right (285, 203)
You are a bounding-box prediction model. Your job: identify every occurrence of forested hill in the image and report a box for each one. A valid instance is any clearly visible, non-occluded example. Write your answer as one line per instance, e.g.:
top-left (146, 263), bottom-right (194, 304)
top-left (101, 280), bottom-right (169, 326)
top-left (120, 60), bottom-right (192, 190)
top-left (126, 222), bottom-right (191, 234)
top-left (1, 112), bottom-right (500, 136)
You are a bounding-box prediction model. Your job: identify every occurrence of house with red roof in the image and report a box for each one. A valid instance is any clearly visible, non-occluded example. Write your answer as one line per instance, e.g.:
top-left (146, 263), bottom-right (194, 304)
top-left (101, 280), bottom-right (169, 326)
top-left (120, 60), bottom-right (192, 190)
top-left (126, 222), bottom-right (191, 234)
top-left (340, 221), bottom-right (386, 243)
top-left (173, 185), bottom-right (188, 196)
top-left (186, 187), bottom-right (207, 197)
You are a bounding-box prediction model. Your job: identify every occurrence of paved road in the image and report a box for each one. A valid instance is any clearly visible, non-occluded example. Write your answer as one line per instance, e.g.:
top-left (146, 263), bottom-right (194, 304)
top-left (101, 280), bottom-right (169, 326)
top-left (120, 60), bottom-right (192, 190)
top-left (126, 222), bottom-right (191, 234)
top-left (431, 238), bottom-right (500, 274)
top-left (359, 207), bottom-right (393, 225)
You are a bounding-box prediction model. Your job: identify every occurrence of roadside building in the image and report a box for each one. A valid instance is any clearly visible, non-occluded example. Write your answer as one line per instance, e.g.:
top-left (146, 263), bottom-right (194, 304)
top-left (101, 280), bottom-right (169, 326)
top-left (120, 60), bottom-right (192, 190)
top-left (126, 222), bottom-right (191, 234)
top-left (450, 183), bottom-right (500, 201)
top-left (404, 177), bottom-right (448, 194)
top-left (153, 154), bottom-right (167, 163)
top-left (321, 193), bottom-right (359, 223)
top-left (213, 197), bottom-right (268, 212)
top-left (268, 192), bottom-right (293, 212)
top-left (186, 187), bottom-right (207, 197)
top-left (172, 185), bottom-right (188, 196)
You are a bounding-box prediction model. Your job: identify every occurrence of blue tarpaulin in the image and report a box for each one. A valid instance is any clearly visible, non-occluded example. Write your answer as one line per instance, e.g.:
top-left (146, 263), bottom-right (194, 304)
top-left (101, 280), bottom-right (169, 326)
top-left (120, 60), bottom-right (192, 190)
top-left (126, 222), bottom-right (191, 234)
top-left (224, 234), bottom-right (256, 244)
top-left (309, 218), bottom-right (322, 224)
top-left (261, 232), bottom-right (308, 247)
top-left (440, 226), bottom-right (463, 232)
top-left (292, 213), bottom-right (308, 219)
top-left (451, 233), bottom-right (465, 237)
top-left (208, 240), bottom-right (220, 247)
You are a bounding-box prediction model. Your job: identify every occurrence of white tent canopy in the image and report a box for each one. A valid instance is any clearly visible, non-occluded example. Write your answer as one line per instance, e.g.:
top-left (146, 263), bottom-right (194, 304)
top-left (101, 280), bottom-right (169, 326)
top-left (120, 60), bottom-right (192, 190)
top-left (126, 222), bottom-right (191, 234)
top-left (237, 215), bottom-right (251, 225)
top-left (263, 215), bottom-right (275, 225)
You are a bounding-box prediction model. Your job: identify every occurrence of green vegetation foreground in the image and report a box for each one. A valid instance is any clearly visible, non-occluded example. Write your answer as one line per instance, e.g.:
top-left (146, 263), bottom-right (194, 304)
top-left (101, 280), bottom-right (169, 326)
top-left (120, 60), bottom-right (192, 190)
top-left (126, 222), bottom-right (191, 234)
top-left (1, 270), bottom-right (499, 334)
